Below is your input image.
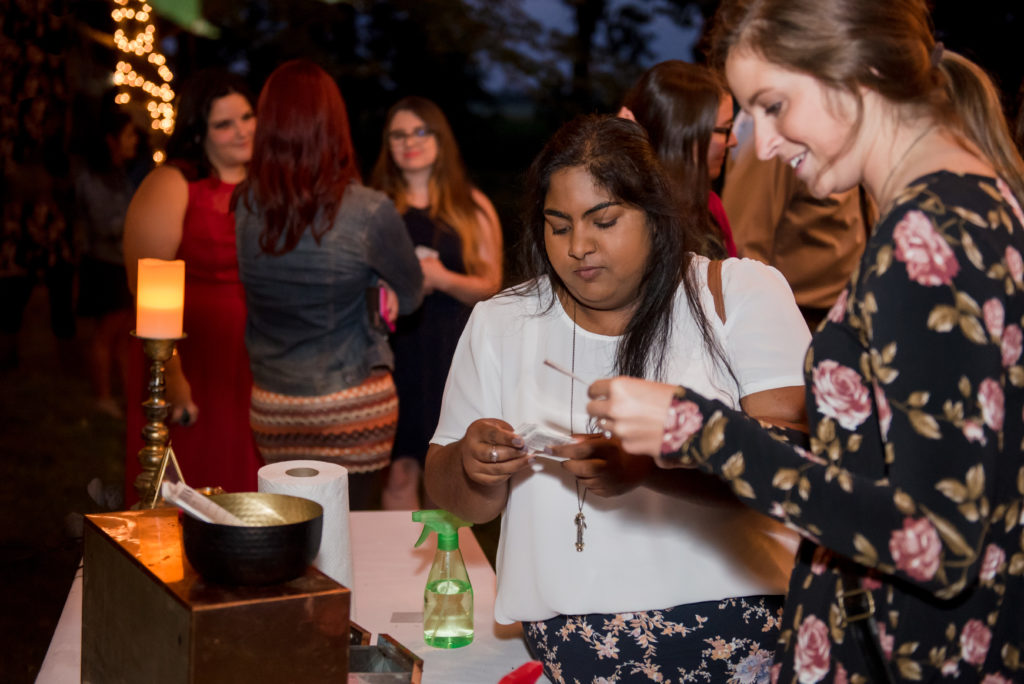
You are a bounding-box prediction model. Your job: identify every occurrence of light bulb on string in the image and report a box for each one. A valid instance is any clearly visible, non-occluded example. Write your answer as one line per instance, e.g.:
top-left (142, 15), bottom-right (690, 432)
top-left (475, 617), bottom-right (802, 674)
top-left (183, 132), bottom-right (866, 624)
top-left (110, 0), bottom-right (175, 155)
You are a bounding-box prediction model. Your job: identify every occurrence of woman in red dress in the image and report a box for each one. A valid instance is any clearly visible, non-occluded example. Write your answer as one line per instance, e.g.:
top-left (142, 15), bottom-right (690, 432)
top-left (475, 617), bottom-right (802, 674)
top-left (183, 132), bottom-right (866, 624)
top-left (122, 69), bottom-right (261, 503)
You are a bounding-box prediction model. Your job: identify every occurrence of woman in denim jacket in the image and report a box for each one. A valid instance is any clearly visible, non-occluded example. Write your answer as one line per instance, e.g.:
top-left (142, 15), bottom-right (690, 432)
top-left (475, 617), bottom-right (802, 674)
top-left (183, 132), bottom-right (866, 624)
top-left (235, 60), bottom-right (423, 509)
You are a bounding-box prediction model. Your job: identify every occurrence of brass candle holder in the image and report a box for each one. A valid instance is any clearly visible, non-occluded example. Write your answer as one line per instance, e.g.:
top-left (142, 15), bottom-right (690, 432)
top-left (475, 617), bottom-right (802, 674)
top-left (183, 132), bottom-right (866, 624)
top-left (133, 333), bottom-right (186, 508)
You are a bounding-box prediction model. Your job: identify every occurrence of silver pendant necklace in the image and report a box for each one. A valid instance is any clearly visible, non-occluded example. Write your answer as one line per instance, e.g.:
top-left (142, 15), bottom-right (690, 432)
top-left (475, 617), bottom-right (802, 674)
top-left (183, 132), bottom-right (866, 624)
top-left (570, 299), bottom-right (587, 552)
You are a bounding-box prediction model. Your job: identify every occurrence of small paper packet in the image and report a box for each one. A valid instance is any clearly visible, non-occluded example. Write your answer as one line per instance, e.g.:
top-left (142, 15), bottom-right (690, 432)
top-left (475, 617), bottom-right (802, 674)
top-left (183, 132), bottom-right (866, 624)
top-left (516, 422), bottom-right (575, 460)
top-left (415, 245), bottom-right (440, 260)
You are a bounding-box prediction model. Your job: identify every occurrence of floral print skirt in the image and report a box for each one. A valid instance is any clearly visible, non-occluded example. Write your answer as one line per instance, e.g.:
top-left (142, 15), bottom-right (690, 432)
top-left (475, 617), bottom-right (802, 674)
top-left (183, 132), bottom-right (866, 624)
top-left (523, 594), bottom-right (783, 684)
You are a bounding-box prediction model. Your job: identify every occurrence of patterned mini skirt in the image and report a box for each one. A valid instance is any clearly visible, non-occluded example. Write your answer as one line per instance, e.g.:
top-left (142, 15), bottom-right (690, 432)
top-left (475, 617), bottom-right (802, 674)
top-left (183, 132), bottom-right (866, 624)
top-left (249, 370), bottom-right (398, 473)
top-left (523, 594), bottom-right (784, 684)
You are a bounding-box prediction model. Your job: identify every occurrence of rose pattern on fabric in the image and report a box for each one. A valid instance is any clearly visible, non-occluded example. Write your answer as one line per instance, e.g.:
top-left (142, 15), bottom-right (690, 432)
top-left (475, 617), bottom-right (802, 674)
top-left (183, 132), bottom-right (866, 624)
top-left (892, 209), bottom-right (960, 286)
top-left (962, 418), bottom-right (987, 445)
top-left (732, 649), bottom-right (774, 684)
top-left (662, 399), bottom-right (702, 453)
top-left (941, 659), bottom-right (961, 677)
top-left (827, 289), bottom-right (848, 324)
top-left (1000, 324), bottom-right (1022, 368)
top-left (812, 360), bottom-right (872, 430)
top-left (524, 597), bottom-right (782, 684)
top-left (876, 622), bottom-right (894, 661)
top-left (998, 177), bottom-right (1024, 228)
top-left (960, 619), bottom-right (992, 666)
top-left (981, 673), bottom-right (1012, 684)
top-left (1007, 246), bottom-right (1024, 285)
top-left (979, 543), bottom-right (1005, 582)
top-left (889, 516), bottom-right (942, 582)
top-left (793, 615), bottom-right (831, 684)
top-left (977, 378), bottom-right (1004, 432)
top-left (982, 298), bottom-right (1005, 340)
top-left (861, 575), bottom-right (883, 591)
top-left (796, 446), bottom-right (827, 465)
top-left (656, 173), bottom-right (1024, 682)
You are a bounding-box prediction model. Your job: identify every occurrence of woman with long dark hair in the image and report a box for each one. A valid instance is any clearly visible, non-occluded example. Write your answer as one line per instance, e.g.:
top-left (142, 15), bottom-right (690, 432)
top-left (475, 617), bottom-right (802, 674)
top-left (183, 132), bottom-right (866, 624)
top-left (590, 0), bottom-right (1024, 681)
top-left (235, 60), bottom-right (422, 510)
top-left (621, 60), bottom-right (738, 258)
top-left (424, 114), bottom-right (808, 681)
top-left (370, 96), bottom-right (502, 508)
top-left (123, 69), bottom-right (260, 502)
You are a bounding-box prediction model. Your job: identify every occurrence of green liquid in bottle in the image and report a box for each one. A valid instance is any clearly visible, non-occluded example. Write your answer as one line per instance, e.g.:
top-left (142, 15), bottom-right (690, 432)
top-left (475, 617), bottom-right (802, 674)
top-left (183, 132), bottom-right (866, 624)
top-left (423, 578), bottom-right (474, 648)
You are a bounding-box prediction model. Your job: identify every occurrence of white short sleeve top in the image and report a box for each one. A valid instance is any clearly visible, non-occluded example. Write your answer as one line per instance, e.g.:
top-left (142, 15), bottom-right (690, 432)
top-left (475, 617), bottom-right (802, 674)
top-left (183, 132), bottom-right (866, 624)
top-left (432, 256), bottom-right (811, 624)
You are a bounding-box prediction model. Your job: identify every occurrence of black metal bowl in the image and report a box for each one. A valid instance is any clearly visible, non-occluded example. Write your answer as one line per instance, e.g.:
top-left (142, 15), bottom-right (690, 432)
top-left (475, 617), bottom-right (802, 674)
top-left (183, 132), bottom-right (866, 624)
top-left (181, 492), bottom-right (323, 586)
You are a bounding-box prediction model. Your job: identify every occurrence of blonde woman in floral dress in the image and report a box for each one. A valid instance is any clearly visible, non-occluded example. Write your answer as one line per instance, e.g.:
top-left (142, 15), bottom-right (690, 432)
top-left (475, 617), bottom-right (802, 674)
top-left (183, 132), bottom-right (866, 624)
top-left (587, 1), bottom-right (1024, 682)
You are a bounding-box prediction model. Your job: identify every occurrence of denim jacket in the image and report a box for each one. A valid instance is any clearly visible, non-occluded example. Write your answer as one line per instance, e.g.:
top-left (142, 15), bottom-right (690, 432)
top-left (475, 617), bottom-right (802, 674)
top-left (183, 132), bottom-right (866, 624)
top-left (236, 183), bottom-right (423, 396)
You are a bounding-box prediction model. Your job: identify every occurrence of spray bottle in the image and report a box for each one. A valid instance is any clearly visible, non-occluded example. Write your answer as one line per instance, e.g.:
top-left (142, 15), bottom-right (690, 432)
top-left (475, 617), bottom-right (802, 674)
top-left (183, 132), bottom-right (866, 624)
top-left (412, 509), bottom-right (474, 648)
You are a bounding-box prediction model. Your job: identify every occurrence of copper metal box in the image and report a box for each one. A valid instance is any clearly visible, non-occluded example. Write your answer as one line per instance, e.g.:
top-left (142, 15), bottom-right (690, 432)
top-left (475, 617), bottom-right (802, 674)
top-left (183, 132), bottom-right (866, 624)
top-left (81, 507), bottom-right (350, 683)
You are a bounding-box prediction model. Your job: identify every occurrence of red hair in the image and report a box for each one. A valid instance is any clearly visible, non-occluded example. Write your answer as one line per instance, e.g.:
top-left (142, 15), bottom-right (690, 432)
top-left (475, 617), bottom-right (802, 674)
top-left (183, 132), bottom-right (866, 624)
top-left (240, 60), bottom-right (360, 255)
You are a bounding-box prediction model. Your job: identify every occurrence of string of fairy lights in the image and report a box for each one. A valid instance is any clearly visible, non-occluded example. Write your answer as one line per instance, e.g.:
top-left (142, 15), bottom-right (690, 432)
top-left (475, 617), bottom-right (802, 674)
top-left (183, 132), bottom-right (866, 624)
top-left (110, 0), bottom-right (175, 163)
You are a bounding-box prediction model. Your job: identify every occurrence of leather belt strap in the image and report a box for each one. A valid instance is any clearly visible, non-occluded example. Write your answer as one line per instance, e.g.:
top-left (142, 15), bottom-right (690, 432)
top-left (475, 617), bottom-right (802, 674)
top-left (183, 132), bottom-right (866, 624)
top-left (838, 571), bottom-right (895, 683)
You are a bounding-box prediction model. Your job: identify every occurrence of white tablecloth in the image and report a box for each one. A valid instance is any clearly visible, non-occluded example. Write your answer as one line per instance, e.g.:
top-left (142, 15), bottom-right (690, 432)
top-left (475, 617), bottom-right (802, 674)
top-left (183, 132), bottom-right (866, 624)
top-left (36, 510), bottom-right (534, 683)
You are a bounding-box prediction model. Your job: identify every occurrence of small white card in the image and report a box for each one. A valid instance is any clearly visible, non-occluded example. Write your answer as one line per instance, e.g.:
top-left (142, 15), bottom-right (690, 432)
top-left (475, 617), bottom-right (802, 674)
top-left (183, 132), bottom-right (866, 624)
top-left (516, 422), bottom-right (575, 459)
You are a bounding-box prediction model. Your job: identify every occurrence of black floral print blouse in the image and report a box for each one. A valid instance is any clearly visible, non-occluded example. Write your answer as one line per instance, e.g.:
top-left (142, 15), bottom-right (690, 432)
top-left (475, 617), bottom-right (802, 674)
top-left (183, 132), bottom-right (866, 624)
top-left (662, 172), bottom-right (1024, 684)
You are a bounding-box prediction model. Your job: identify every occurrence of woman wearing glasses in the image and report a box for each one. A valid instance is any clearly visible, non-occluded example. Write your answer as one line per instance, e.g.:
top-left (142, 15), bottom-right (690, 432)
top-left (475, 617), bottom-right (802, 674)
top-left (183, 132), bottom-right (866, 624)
top-left (371, 96), bottom-right (503, 509)
top-left (621, 60), bottom-right (738, 257)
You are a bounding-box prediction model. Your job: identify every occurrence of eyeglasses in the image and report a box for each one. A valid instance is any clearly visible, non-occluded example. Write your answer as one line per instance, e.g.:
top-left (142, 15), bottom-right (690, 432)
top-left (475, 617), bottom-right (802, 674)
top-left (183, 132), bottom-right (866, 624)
top-left (388, 127), bottom-right (434, 144)
top-left (712, 123), bottom-right (734, 138)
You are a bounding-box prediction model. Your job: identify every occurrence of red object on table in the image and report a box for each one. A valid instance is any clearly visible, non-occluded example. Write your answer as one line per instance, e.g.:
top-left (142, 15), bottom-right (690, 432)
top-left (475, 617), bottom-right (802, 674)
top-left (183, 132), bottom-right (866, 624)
top-left (499, 661), bottom-right (544, 684)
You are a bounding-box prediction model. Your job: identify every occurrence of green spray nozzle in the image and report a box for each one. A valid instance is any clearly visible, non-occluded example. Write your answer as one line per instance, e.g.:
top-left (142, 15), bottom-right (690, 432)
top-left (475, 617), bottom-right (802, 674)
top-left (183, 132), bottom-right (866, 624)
top-left (412, 509), bottom-right (472, 551)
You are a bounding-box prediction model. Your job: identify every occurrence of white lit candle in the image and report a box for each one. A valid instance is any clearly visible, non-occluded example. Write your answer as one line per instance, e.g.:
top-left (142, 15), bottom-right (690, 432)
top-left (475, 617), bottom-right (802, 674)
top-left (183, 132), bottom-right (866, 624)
top-left (136, 258), bottom-right (185, 339)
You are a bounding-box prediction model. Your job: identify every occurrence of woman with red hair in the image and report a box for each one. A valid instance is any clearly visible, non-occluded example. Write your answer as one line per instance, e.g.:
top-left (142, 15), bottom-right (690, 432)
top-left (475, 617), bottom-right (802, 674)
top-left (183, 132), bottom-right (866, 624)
top-left (235, 60), bottom-right (423, 509)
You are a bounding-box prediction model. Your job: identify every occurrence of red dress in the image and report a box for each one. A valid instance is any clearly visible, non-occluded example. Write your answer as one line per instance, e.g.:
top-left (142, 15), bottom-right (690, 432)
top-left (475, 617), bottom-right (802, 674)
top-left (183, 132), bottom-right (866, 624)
top-left (124, 176), bottom-right (261, 503)
top-left (708, 191), bottom-right (738, 257)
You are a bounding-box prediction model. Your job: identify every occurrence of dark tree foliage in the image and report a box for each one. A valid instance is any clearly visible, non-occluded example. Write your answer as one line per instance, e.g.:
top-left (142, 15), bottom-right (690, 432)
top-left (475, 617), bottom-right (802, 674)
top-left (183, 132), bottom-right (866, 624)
top-left (177, 1), bottom-right (546, 213)
top-left (929, 0), bottom-right (1023, 116)
top-left (65, 0), bottom-right (1020, 252)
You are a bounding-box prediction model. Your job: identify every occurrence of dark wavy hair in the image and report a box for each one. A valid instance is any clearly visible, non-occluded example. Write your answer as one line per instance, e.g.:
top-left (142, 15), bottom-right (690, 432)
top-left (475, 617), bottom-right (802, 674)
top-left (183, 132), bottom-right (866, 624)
top-left (517, 114), bottom-right (730, 382)
top-left (238, 59), bottom-right (361, 256)
top-left (709, 0), bottom-right (1024, 205)
top-left (622, 60), bottom-right (730, 258)
top-left (165, 68), bottom-right (253, 182)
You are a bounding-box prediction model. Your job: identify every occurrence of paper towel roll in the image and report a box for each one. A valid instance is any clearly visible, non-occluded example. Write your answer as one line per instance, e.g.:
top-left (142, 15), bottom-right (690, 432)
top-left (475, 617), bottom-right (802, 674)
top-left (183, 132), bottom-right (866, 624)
top-left (258, 460), bottom-right (353, 589)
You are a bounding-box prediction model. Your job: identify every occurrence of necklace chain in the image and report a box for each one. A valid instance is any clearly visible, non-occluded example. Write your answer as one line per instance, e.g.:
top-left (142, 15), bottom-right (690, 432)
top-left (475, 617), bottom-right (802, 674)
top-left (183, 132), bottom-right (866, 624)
top-left (570, 299), bottom-right (587, 552)
top-left (570, 299), bottom-right (576, 435)
top-left (878, 125), bottom-right (934, 213)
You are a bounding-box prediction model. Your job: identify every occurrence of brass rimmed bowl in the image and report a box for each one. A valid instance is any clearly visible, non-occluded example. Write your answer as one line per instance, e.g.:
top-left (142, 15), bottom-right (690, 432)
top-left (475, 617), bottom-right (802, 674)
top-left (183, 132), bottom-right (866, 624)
top-left (181, 492), bottom-right (323, 586)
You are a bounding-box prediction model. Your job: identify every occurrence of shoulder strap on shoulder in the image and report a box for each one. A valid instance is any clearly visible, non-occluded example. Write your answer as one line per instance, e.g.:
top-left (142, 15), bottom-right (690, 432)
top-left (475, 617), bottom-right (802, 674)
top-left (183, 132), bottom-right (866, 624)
top-left (707, 259), bottom-right (726, 324)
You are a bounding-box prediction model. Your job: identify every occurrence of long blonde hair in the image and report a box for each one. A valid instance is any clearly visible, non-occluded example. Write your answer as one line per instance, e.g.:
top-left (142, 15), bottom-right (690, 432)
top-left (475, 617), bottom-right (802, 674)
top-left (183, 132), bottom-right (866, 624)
top-left (370, 97), bottom-right (486, 274)
top-left (709, 0), bottom-right (1024, 205)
